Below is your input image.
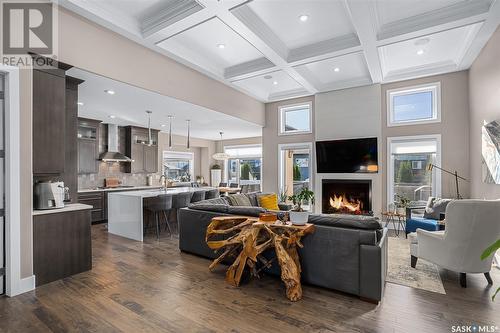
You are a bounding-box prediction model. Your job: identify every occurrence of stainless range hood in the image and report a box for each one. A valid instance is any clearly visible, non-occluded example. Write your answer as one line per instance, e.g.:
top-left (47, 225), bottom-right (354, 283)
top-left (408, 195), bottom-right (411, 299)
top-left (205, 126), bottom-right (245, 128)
top-left (98, 124), bottom-right (133, 162)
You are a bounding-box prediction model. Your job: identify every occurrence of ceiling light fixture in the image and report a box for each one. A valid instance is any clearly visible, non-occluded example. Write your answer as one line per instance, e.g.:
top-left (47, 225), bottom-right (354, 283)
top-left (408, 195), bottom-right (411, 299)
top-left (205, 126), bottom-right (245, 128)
top-left (333, 67), bottom-right (340, 72)
top-left (273, 81), bottom-right (278, 85)
top-left (264, 75), bottom-right (273, 80)
top-left (299, 14), bottom-right (309, 22)
top-left (146, 110), bottom-right (153, 146)
top-left (161, 124), bottom-right (166, 127)
top-left (104, 89), bottom-right (115, 95)
top-left (417, 49), bottom-right (425, 55)
top-left (109, 115), bottom-right (116, 119)
top-left (186, 119), bottom-right (191, 149)
top-left (77, 102), bottom-right (84, 106)
top-left (217, 44), bottom-right (226, 49)
top-left (168, 115), bottom-right (174, 148)
top-left (212, 132), bottom-right (230, 161)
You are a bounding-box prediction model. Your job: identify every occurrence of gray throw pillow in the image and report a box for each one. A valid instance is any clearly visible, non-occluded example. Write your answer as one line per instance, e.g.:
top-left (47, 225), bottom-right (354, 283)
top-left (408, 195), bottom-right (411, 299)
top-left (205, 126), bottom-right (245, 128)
top-left (244, 192), bottom-right (262, 206)
top-left (423, 197), bottom-right (452, 220)
top-left (227, 194), bottom-right (252, 206)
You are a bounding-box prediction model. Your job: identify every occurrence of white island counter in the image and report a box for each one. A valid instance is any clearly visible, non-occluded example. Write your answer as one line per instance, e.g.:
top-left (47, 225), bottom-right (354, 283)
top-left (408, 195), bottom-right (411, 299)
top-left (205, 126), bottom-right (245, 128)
top-left (107, 187), bottom-right (214, 241)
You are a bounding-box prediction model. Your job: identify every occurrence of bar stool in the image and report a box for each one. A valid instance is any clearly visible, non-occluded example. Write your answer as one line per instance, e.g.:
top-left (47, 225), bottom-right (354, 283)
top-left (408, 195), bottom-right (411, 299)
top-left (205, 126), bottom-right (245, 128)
top-left (205, 189), bottom-right (220, 199)
top-left (143, 194), bottom-right (173, 239)
top-left (191, 190), bottom-right (206, 203)
top-left (229, 183), bottom-right (239, 188)
top-left (170, 192), bottom-right (193, 234)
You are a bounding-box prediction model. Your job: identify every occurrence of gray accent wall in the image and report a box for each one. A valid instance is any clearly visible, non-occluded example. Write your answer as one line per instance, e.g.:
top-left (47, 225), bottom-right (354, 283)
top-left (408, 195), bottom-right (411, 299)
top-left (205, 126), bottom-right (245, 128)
top-left (469, 26), bottom-right (500, 199)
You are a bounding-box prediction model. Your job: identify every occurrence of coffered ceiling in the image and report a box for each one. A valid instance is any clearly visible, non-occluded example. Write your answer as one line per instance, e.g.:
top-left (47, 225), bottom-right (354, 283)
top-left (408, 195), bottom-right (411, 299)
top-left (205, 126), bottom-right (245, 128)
top-left (58, 0), bottom-right (500, 103)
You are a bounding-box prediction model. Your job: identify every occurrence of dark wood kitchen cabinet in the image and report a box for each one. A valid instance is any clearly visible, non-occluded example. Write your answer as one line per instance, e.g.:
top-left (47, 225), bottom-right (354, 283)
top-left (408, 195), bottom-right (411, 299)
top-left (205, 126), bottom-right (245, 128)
top-left (33, 208), bottom-right (92, 286)
top-left (77, 191), bottom-right (105, 223)
top-left (32, 69), bottom-right (66, 174)
top-left (125, 126), bottom-right (158, 174)
top-left (77, 118), bottom-right (101, 174)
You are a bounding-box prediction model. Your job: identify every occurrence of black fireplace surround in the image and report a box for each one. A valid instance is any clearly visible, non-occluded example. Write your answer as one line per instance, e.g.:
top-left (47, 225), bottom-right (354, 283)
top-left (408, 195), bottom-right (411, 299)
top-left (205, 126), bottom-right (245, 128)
top-left (322, 179), bottom-right (372, 215)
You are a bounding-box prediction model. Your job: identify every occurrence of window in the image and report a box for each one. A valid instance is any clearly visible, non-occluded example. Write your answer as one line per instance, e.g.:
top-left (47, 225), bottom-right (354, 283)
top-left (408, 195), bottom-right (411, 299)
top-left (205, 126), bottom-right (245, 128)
top-left (387, 82), bottom-right (440, 127)
top-left (387, 135), bottom-right (441, 207)
top-left (163, 151), bottom-right (194, 182)
top-left (279, 102), bottom-right (312, 135)
top-left (225, 145), bottom-right (262, 188)
top-left (278, 142), bottom-right (313, 210)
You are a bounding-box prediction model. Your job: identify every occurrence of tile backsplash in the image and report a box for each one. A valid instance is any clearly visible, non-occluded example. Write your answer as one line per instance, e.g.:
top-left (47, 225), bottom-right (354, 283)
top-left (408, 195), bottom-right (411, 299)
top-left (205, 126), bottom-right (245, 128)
top-left (78, 124), bottom-right (161, 190)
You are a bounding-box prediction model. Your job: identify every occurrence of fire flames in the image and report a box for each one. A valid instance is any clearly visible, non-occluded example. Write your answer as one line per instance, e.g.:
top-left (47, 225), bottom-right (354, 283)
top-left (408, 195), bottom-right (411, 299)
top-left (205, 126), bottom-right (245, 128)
top-left (329, 194), bottom-right (362, 214)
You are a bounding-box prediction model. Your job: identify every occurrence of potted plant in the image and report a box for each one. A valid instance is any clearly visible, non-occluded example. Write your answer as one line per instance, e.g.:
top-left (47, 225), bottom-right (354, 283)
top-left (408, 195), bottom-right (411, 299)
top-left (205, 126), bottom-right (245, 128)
top-left (395, 194), bottom-right (411, 215)
top-left (278, 186), bottom-right (288, 204)
top-left (288, 188), bottom-right (315, 225)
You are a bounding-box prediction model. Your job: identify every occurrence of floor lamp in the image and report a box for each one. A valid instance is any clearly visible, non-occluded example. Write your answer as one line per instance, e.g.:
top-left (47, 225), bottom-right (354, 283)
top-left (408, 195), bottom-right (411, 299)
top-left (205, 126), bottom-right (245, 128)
top-left (427, 164), bottom-right (467, 199)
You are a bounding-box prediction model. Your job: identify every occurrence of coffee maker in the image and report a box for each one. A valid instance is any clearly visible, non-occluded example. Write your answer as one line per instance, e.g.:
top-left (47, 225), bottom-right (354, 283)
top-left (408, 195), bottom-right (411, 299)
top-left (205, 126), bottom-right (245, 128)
top-left (34, 181), bottom-right (66, 210)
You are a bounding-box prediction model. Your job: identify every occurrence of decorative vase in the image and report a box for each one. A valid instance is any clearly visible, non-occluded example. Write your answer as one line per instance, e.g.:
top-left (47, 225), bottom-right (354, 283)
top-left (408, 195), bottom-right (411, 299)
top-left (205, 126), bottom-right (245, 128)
top-left (396, 207), bottom-right (406, 215)
top-left (289, 211), bottom-right (309, 225)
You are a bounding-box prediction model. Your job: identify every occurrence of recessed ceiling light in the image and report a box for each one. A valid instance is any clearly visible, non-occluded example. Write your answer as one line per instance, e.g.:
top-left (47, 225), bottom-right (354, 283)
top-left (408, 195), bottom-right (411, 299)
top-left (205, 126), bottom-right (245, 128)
top-left (299, 14), bottom-right (309, 22)
top-left (264, 75), bottom-right (273, 80)
top-left (417, 49), bottom-right (425, 55)
top-left (161, 124), bottom-right (166, 127)
top-left (333, 67), bottom-right (340, 72)
top-left (77, 102), bottom-right (84, 106)
top-left (217, 44), bottom-right (225, 49)
top-left (109, 115), bottom-right (116, 119)
top-left (273, 81), bottom-right (278, 85)
top-left (104, 89), bottom-right (115, 95)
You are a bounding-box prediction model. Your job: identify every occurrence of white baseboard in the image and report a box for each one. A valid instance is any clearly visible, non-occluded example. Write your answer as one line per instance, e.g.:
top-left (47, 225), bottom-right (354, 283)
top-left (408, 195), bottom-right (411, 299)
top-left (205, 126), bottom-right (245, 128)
top-left (8, 275), bottom-right (35, 297)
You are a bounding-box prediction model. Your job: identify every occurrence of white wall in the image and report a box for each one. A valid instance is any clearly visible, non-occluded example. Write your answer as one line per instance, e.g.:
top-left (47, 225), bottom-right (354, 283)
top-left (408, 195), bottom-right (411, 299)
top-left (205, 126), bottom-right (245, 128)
top-left (314, 85), bottom-right (383, 215)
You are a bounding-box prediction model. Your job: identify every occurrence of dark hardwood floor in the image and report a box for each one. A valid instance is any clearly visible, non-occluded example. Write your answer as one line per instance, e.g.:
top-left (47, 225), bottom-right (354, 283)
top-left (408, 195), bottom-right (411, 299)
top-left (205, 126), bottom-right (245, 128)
top-left (1, 224), bottom-right (499, 333)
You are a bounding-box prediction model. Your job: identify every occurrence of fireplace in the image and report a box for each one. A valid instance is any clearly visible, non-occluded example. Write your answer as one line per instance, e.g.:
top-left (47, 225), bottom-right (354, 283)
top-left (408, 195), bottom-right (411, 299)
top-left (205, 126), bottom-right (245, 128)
top-left (322, 179), bottom-right (372, 215)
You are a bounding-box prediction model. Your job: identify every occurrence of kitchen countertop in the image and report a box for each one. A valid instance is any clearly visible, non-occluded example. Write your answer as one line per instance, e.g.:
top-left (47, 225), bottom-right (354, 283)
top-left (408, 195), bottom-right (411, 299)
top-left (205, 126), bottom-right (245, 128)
top-left (78, 185), bottom-right (163, 193)
top-left (108, 186), bottom-right (215, 198)
top-left (33, 203), bottom-right (94, 216)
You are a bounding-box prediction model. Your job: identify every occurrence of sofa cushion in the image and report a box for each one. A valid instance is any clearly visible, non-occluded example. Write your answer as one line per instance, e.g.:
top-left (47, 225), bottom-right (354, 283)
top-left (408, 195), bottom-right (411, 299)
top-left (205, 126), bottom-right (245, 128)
top-left (227, 194), bottom-right (252, 207)
top-left (188, 204), bottom-right (228, 214)
top-left (423, 197), bottom-right (452, 220)
top-left (227, 206), bottom-right (266, 217)
top-left (190, 197), bottom-right (229, 206)
top-left (258, 193), bottom-right (280, 211)
top-left (244, 192), bottom-right (261, 206)
top-left (308, 214), bottom-right (381, 230)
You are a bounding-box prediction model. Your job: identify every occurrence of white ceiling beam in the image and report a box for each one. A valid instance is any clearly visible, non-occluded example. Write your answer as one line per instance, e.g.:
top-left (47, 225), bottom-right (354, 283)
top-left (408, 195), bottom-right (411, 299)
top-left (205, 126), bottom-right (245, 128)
top-left (141, 0), bottom-right (205, 38)
top-left (377, 0), bottom-right (492, 41)
top-left (344, 0), bottom-right (383, 83)
top-left (459, 0), bottom-right (500, 69)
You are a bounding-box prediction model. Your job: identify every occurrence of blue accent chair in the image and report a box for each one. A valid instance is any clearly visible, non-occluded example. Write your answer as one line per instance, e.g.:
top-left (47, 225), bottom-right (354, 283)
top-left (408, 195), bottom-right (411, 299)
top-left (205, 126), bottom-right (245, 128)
top-left (405, 206), bottom-right (439, 237)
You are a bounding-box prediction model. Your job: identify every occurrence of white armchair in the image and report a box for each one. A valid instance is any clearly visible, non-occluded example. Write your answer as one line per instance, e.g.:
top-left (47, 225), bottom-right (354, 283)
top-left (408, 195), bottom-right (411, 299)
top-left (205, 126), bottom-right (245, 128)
top-left (409, 199), bottom-right (500, 287)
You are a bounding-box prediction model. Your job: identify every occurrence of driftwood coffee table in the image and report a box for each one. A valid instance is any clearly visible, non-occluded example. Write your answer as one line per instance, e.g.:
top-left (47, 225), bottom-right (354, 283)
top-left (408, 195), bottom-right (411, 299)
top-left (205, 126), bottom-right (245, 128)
top-left (205, 216), bottom-right (315, 301)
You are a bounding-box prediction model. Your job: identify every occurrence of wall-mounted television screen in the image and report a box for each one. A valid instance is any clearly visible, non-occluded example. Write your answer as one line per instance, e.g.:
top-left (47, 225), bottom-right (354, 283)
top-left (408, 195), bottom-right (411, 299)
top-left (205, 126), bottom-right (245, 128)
top-left (316, 138), bottom-right (378, 173)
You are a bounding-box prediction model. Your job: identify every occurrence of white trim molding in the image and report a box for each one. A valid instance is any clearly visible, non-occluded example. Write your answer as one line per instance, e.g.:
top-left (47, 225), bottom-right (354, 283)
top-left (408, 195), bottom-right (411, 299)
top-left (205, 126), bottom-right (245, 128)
top-left (1, 64), bottom-right (32, 296)
top-left (386, 82), bottom-right (441, 127)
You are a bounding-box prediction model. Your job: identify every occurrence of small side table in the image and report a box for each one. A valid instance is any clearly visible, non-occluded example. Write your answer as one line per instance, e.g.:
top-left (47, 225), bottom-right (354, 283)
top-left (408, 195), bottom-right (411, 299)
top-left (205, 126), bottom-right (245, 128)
top-left (381, 212), bottom-right (406, 237)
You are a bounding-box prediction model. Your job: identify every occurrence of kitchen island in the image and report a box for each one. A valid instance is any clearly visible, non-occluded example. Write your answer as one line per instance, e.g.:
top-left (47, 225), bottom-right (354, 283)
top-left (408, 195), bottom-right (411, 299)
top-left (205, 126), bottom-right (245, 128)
top-left (107, 187), bottom-right (214, 241)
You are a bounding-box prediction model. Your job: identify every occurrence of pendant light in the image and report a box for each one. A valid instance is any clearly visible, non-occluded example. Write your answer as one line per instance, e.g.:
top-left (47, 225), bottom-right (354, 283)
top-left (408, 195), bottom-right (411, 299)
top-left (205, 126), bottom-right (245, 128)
top-left (212, 131), bottom-right (230, 160)
top-left (168, 115), bottom-right (173, 148)
top-left (186, 119), bottom-right (191, 149)
top-left (146, 110), bottom-right (153, 146)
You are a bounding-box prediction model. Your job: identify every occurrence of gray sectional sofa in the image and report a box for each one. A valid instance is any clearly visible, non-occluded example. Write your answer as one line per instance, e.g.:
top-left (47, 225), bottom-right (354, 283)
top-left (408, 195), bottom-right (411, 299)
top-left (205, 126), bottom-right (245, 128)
top-left (178, 194), bottom-right (388, 303)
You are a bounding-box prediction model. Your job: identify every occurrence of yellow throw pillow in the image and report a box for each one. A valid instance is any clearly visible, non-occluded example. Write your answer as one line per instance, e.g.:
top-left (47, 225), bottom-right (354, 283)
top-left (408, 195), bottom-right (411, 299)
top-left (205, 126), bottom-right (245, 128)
top-left (258, 194), bottom-right (280, 211)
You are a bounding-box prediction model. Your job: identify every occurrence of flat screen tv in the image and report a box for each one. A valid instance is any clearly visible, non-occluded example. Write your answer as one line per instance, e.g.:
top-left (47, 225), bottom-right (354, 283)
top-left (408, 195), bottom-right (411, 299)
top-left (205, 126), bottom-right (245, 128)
top-left (316, 138), bottom-right (378, 173)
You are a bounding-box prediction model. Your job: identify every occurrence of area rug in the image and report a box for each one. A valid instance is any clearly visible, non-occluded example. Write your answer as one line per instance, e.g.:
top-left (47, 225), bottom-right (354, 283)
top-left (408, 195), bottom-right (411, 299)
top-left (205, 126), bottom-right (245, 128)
top-left (387, 236), bottom-right (446, 294)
